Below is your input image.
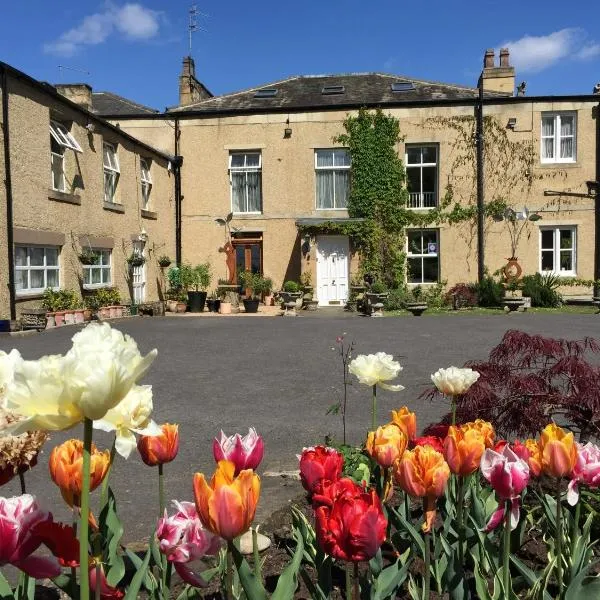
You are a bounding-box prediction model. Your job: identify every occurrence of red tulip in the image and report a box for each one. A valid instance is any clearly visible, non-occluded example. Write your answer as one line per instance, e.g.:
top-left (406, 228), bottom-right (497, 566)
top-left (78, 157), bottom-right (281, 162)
top-left (315, 487), bottom-right (387, 562)
top-left (137, 423), bottom-right (180, 467)
top-left (412, 436), bottom-right (444, 454)
top-left (213, 428), bottom-right (264, 475)
top-left (298, 446), bottom-right (343, 494)
top-left (312, 477), bottom-right (363, 508)
top-left (89, 565), bottom-right (124, 599)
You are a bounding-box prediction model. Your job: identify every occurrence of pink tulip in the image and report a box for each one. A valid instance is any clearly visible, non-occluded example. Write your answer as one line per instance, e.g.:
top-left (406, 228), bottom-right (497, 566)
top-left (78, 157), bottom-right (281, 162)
top-left (480, 445), bottom-right (530, 531)
top-left (0, 494), bottom-right (62, 578)
top-left (157, 500), bottom-right (222, 587)
top-left (212, 428), bottom-right (264, 475)
top-left (567, 442), bottom-right (600, 506)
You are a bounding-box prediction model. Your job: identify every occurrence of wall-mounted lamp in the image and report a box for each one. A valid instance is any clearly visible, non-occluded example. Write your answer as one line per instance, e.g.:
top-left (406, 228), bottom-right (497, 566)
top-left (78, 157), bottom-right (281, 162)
top-left (586, 180), bottom-right (599, 197)
top-left (301, 233), bottom-right (311, 257)
top-left (284, 118), bottom-right (292, 139)
top-left (138, 228), bottom-right (148, 242)
top-left (507, 117), bottom-right (517, 130)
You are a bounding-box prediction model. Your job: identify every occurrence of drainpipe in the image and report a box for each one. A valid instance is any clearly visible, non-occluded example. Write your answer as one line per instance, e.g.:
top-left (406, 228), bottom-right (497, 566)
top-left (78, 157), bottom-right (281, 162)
top-left (476, 85), bottom-right (485, 283)
top-left (594, 100), bottom-right (600, 298)
top-left (173, 117), bottom-right (183, 266)
top-left (1, 66), bottom-right (16, 320)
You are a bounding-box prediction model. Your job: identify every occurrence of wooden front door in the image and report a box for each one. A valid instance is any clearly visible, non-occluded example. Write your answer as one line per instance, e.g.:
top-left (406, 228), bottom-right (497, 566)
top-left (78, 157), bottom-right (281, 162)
top-left (232, 238), bottom-right (262, 290)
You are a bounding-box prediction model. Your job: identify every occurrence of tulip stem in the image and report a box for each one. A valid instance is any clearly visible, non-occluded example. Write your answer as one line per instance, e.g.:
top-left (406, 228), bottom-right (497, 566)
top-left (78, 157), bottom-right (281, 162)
top-left (158, 463), bottom-right (165, 517)
top-left (503, 500), bottom-right (511, 599)
top-left (252, 528), bottom-right (262, 584)
top-left (451, 395), bottom-right (457, 425)
top-left (345, 563), bottom-right (352, 600)
top-left (570, 500), bottom-right (581, 558)
top-left (424, 530), bottom-right (431, 600)
top-left (371, 384), bottom-right (377, 431)
top-left (456, 476), bottom-right (465, 571)
top-left (18, 472), bottom-right (26, 494)
top-left (226, 541), bottom-right (234, 600)
top-left (556, 478), bottom-right (563, 597)
top-left (100, 438), bottom-right (116, 510)
top-left (79, 418), bottom-right (93, 600)
top-left (353, 562), bottom-right (359, 600)
top-left (95, 563), bottom-right (101, 600)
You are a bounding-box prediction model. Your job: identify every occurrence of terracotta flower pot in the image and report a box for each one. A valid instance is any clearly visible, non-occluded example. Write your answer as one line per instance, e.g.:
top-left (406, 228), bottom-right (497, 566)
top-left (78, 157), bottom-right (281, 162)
top-left (74, 309), bottom-right (85, 324)
top-left (109, 306), bottom-right (118, 319)
top-left (45, 313), bottom-right (56, 328)
top-left (54, 311), bottom-right (65, 326)
top-left (176, 302), bottom-right (187, 313)
top-left (219, 301), bottom-right (232, 315)
top-left (263, 295), bottom-right (273, 306)
top-left (166, 300), bottom-right (178, 312)
top-left (98, 306), bottom-right (110, 320)
top-left (83, 309), bottom-right (92, 322)
top-left (64, 310), bottom-right (75, 325)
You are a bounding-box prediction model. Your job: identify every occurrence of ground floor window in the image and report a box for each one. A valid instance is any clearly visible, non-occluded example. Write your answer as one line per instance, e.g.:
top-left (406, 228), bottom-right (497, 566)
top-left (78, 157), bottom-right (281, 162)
top-left (15, 245), bottom-right (60, 294)
top-left (83, 249), bottom-right (112, 287)
top-left (540, 227), bottom-right (576, 275)
top-left (407, 229), bottom-right (439, 283)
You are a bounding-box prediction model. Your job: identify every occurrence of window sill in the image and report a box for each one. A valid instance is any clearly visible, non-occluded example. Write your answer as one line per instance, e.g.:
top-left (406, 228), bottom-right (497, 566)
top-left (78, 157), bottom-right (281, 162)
top-left (83, 284), bottom-right (112, 290)
top-left (233, 212), bottom-right (263, 218)
top-left (141, 209), bottom-right (158, 220)
top-left (315, 208), bottom-right (348, 211)
top-left (539, 271), bottom-right (577, 277)
top-left (15, 292), bottom-right (47, 301)
top-left (539, 161), bottom-right (578, 168)
top-left (48, 189), bottom-right (81, 205)
top-left (406, 206), bottom-right (438, 211)
top-left (103, 202), bottom-right (125, 213)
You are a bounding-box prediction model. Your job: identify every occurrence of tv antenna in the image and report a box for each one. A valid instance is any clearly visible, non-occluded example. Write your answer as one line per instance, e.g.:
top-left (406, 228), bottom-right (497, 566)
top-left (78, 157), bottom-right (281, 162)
top-left (57, 65), bottom-right (91, 81)
top-left (188, 4), bottom-right (208, 56)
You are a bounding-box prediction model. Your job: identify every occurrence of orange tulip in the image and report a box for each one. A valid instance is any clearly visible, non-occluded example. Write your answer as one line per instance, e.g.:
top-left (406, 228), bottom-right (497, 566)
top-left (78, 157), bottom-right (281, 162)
top-left (390, 407), bottom-right (417, 441)
top-left (470, 419), bottom-right (495, 449)
top-left (523, 439), bottom-right (542, 477)
top-left (193, 460), bottom-right (260, 541)
top-left (443, 423), bottom-right (487, 476)
top-left (366, 423), bottom-right (408, 468)
top-left (137, 423), bottom-right (179, 466)
top-left (49, 439), bottom-right (110, 507)
top-left (540, 423), bottom-right (578, 478)
top-left (393, 446), bottom-right (450, 532)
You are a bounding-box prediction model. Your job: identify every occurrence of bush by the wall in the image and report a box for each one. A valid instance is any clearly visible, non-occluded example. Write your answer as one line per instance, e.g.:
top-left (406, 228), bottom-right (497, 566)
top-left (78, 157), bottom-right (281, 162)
top-left (521, 273), bottom-right (562, 307)
top-left (446, 283), bottom-right (478, 308)
top-left (477, 274), bottom-right (503, 307)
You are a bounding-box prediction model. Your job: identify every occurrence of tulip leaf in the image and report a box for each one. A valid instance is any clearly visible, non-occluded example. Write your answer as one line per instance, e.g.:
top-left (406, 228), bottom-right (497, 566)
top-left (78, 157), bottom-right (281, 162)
top-left (388, 506), bottom-right (425, 556)
top-left (565, 562), bottom-right (600, 600)
top-left (370, 558), bottom-right (409, 600)
top-left (271, 530), bottom-right (304, 600)
top-left (230, 542), bottom-right (267, 600)
top-left (124, 548), bottom-right (157, 593)
top-left (51, 573), bottom-right (79, 599)
top-left (509, 555), bottom-right (552, 600)
top-left (123, 538), bottom-right (152, 600)
top-left (99, 487), bottom-right (126, 587)
top-left (0, 571), bottom-right (12, 600)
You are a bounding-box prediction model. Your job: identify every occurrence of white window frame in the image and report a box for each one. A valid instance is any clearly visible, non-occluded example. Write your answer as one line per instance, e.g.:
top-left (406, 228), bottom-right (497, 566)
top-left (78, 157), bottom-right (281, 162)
top-left (50, 120), bottom-right (82, 153)
top-left (314, 148), bottom-right (351, 210)
top-left (14, 245), bottom-right (60, 296)
top-left (405, 145), bottom-right (438, 209)
top-left (83, 249), bottom-right (112, 289)
top-left (140, 158), bottom-right (152, 210)
top-left (229, 152), bottom-right (262, 214)
top-left (540, 112), bottom-right (577, 164)
top-left (406, 229), bottom-right (440, 284)
top-left (103, 142), bottom-right (120, 204)
top-left (50, 136), bottom-right (66, 192)
top-left (539, 226), bottom-right (576, 276)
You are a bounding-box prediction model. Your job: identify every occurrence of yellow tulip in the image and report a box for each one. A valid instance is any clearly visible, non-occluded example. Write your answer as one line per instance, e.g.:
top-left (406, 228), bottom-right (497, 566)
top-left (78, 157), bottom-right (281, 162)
top-left (540, 424), bottom-right (577, 478)
top-left (390, 407), bottom-right (417, 441)
top-left (366, 423), bottom-right (408, 468)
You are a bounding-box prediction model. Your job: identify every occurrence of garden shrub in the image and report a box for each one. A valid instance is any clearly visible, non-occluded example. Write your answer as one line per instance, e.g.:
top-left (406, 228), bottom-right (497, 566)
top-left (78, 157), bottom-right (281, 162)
top-left (521, 272), bottom-right (562, 307)
top-left (369, 281), bottom-right (387, 294)
top-left (384, 288), bottom-right (409, 311)
top-left (422, 281), bottom-right (449, 309)
top-left (445, 282), bottom-right (478, 308)
top-left (476, 273), bottom-right (503, 306)
top-left (283, 280), bottom-right (300, 293)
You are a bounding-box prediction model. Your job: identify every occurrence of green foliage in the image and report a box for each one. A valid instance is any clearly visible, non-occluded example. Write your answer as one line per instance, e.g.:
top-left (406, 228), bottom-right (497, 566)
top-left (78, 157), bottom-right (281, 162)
top-left (369, 281), bottom-right (387, 294)
top-left (167, 266), bottom-right (182, 290)
top-left (522, 273), bottom-right (563, 307)
top-left (422, 281), bottom-right (449, 309)
top-left (283, 280), bottom-right (300, 293)
top-left (42, 288), bottom-right (79, 311)
top-left (239, 271), bottom-right (270, 298)
top-left (89, 287), bottom-right (121, 308)
top-left (477, 273), bottom-right (503, 307)
top-left (179, 262), bottom-right (211, 291)
top-left (384, 287), bottom-right (409, 311)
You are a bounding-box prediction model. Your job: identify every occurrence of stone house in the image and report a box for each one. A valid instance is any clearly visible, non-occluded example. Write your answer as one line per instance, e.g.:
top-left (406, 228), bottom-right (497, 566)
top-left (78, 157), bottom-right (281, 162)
top-left (0, 62), bottom-right (178, 320)
top-left (103, 50), bottom-right (600, 306)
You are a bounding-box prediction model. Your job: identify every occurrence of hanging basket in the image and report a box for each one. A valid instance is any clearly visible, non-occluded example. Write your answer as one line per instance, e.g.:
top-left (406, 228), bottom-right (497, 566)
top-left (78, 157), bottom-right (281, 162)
top-left (79, 250), bottom-right (99, 265)
top-left (127, 255), bottom-right (146, 268)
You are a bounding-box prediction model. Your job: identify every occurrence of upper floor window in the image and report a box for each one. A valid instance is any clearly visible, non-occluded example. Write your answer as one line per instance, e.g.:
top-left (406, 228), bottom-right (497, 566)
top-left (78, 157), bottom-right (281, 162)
top-left (406, 145), bottom-right (438, 209)
top-left (14, 245), bottom-right (60, 295)
top-left (315, 149), bottom-right (350, 209)
top-left (83, 249), bottom-right (112, 288)
top-left (407, 229), bottom-right (439, 283)
top-left (49, 120), bottom-right (81, 192)
top-left (541, 113), bottom-right (576, 163)
top-left (540, 227), bottom-right (576, 275)
top-left (103, 143), bottom-right (120, 203)
top-left (229, 152), bottom-right (262, 213)
top-left (140, 159), bottom-right (152, 209)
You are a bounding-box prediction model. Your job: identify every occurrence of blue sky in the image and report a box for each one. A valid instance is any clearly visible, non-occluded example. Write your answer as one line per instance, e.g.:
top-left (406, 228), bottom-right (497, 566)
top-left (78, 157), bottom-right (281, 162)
top-left (1, 0), bottom-right (599, 110)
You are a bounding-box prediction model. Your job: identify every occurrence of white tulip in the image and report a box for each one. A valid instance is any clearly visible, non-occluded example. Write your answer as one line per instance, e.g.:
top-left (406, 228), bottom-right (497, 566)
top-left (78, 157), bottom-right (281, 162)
top-left (348, 352), bottom-right (404, 391)
top-left (430, 366), bottom-right (480, 396)
top-left (0, 350), bottom-right (22, 403)
top-left (94, 385), bottom-right (161, 458)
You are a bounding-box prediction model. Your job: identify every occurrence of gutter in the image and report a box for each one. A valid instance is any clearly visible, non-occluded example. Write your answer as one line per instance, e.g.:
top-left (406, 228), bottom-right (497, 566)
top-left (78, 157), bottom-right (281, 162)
top-left (1, 65), bottom-right (16, 320)
top-left (475, 85), bottom-right (485, 283)
top-left (595, 100), bottom-right (600, 297)
top-left (173, 117), bottom-right (183, 266)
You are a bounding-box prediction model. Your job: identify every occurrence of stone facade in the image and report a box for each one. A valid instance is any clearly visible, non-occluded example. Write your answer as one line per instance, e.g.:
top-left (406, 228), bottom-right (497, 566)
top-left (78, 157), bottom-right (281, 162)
top-left (0, 66), bottom-right (176, 320)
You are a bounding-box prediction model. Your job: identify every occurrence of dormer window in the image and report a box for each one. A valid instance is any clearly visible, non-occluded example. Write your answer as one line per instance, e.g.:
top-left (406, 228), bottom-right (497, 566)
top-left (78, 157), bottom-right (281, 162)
top-left (49, 120), bottom-right (81, 192)
top-left (254, 88), bottom-right (278, 98)
top-left (321, 85), bottom-right (345, 95)
top-left (391, 81), bottom-right (415, 92)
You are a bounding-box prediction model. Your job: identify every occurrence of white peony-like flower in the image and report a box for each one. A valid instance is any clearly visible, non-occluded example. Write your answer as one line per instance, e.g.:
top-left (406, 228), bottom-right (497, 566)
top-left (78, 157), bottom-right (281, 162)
top-left (0, 350), bottom-right (22, 403)
top-left (348, 352), bottom-right (404, 391)
top-left (430, 366), bottom-right (480, 396)
top-left (94, 385), bottom-right (161, 458)
top-left (3, 322), bottom-right (157, 433)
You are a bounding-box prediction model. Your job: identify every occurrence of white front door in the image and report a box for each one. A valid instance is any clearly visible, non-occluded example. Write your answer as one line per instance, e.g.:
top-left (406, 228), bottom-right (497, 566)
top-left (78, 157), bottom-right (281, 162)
top-left (132, 241), bottom-right (146, 304)
top-left (316, 236), bottom-right (349, 306)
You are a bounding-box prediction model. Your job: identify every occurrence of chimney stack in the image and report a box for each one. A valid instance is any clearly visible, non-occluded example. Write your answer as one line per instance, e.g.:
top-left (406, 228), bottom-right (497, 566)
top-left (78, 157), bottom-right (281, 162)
top-left (55, 83), bottom-right (93, 111)
top-left (478, 48), bottom-right (515, 96)
top-left (178, 56), bottom-right (213, 106)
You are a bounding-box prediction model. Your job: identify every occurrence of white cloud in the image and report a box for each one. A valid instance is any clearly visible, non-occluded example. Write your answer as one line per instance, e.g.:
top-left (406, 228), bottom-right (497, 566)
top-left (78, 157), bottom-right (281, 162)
top-left (44, 3), bottom-right (160, 56)
top-left (501, 28), bottom-right (600, 73)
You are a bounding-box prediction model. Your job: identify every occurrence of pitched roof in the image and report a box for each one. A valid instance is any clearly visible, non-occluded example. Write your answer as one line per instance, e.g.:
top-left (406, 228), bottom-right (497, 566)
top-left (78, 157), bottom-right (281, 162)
top-left (92, 91), bottom-right (158, 116)
top-left (170, 72), bottom-right (509, 114)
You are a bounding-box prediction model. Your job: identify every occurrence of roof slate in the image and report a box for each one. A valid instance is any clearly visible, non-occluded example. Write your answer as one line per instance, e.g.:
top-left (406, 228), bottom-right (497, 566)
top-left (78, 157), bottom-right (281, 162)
top-left (92, 91), bottom-right (158, 116)
top-left (170, 73), bottom-right (509, 114)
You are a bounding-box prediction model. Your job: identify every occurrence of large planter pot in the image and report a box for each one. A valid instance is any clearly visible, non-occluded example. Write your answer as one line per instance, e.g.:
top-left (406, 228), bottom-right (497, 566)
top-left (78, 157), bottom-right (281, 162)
top-left (0, 320), bottom-right (10, 332)
top-left (406, 302), bottom-right (428, 316)
top-left (176, 302), bottom-right (187, 313)
top-left (83, 309), bottom-right (92, 322)
top-left (263, 294), bottom-right (273, 307)
top-left (109, 306), bottom-right (119, 319)
top-left (64, 310), bottom-right (75, 325)
top-left (243, 298), bottom-right (260, 313)
top-left (98, 306), bottom-right (110, 320)
top-left (219, 301), bottom-right (232, 315)
top-left (74, 309), bottom-right (85, 324)
top-left (45, 313), bottom-right (56, 329)
top-left (55, 311), bottom-right (65, 326)
top-left (206, 299), bottom-right (221, 313)
top-left (188, 291), bottom-right (207, 313)
top-left (166, 299), bottom-right (178, 313)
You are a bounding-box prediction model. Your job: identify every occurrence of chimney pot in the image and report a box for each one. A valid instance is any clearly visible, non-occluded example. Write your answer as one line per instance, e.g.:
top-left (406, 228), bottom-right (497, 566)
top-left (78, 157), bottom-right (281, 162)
top-left (484, 49), bottom-right (495, 68)
top-left (499, 48), bottom-right (510, 67)
top-left (182, 56), bottom-right (195, 78)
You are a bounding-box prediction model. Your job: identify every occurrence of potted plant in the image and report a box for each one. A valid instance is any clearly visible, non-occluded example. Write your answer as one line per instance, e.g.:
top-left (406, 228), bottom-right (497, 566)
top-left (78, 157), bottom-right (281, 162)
top-left (206, 291), bottom-right (221, 313)
top-left (239, 271), bottom-right (267, 313)
top-left (127, 254), bottom-right (145, 268)
top-left (166, 267), bottom-right (182, 312)
top-left (300, 271), bottom-right (313, 294)
top-left (175, 290), bottom-right (187, 313)
top-left (78, 248), bottom-right (99, 265)
top-left (180, 262), bottom-right (211, 313)
top-left (404, 286), bottom-right (428, 316)
top-left (217, 285), bottom-right (232, 314)
top-left (262, 277), bottom-right (274, 306)
top-left (279, 280), bottom-right (303, 308)
top-left (158, 255), bottom-right (172, 268)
